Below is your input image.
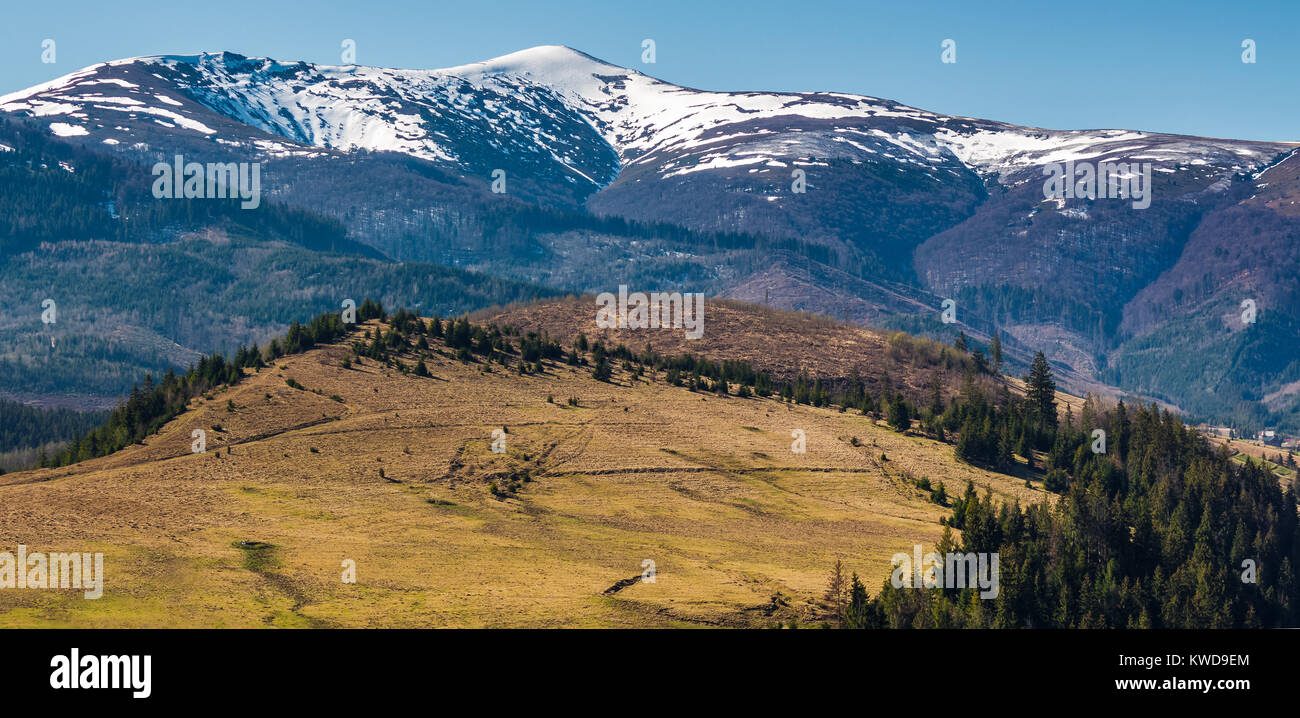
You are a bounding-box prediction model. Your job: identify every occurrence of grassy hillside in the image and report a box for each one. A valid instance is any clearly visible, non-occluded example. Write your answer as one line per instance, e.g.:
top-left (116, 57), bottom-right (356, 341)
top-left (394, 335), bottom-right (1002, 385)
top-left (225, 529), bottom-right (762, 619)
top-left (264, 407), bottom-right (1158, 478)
top-left (0, 311), bottom-right (1037, 628)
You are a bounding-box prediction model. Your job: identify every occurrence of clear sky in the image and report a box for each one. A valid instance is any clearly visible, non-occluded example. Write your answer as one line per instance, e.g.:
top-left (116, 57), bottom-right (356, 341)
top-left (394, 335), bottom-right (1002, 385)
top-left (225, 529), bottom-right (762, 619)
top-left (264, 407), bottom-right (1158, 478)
top-left (2, 0), bottom-right (1296, 141)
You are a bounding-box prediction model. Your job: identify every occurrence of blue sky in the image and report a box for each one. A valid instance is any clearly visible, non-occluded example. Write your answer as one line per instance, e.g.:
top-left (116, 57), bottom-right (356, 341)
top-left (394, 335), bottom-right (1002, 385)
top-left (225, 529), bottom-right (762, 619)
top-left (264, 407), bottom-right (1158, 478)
top-left (2, 0), bottom-right (1296, 141)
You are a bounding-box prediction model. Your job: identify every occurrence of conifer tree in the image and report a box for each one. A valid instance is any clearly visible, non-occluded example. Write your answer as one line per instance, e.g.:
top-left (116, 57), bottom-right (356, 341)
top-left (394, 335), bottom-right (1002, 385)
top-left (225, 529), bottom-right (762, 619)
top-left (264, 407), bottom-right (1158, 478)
top-left (928, 376), bottom-right (944, 416)
top-left (845, 573), bottom-right (870, 629)
top-left (887, 396), bottom-right (912, 432)
top-left (1024, 351), bottom-right (1057, 432)
top-left (824, 559), bottom-right (848, 623)
top-left (591, 355), bottom-right (612, 382)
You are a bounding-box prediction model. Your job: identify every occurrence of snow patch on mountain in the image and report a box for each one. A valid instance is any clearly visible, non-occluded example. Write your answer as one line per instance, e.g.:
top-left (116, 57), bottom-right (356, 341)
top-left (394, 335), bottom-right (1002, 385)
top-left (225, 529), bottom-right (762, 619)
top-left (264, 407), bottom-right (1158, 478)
top-left (2, 45), bottom-right (1293, 189)
top-left (49, 122), bottom-right (88, 137)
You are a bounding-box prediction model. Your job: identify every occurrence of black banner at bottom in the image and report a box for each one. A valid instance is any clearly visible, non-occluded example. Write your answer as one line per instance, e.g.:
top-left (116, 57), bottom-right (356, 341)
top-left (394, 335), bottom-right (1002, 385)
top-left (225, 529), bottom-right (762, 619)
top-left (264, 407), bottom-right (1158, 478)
top-left (0, 628), bottom-right (1288, 707)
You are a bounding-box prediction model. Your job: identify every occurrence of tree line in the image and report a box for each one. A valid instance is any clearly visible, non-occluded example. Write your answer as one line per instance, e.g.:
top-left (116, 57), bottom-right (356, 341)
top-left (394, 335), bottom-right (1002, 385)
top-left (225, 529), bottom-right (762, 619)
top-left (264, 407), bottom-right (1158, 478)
top-left (822, 355), bottom-right (1300, 628)
top-left (41, 300), bottom-right (386, 468)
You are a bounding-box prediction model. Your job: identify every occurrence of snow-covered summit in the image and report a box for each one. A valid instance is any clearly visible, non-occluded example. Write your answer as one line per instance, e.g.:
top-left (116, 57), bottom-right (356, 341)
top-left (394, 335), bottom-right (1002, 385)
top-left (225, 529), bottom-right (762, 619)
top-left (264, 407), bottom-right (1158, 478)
top-left (1, 45), bottom-right (1291, 190)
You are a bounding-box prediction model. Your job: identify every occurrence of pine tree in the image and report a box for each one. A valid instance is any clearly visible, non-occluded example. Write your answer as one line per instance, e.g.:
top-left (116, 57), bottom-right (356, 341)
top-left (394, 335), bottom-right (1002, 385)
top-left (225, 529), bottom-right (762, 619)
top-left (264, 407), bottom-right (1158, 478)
top-left (845, 573), bottom-right (870, 629)
top-left (936, 524), bottom-right (957, 555)
top-left (990, 331), bottom-right (1003, 372)
top-left (1080, 392), bottom-right (1096, 434)
top-left (1024, 351), bottom-right (1057, 431)
top-left (932, 481), bottom-right (948, 505)
top-left (1018, 429), bottom-right (1034, 470)
top-left (824, 559), bottom-right (848, 623)
top-left (997, 427), bottom-right (1014, 469)
top-left (591, 356), bottom-right (612, 382)
top-left (887, 396), bottom-right (912, 432)
top-left (955, 417), bottom-right (979, 464)
top-left (928, 376), bottom-right (944, 416)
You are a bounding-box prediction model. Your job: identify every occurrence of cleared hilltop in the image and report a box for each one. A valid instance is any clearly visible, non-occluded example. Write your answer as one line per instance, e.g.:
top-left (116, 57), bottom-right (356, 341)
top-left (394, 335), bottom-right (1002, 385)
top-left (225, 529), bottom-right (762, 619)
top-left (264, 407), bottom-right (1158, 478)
top-left (0, 300), bottom-right (1043, 627)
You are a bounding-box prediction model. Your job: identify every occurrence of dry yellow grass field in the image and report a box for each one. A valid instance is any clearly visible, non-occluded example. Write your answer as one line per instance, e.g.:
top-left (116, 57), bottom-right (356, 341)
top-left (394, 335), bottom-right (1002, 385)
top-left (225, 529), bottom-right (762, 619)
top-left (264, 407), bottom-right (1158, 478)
top-left (0, 313), bottom-right (1045, 628)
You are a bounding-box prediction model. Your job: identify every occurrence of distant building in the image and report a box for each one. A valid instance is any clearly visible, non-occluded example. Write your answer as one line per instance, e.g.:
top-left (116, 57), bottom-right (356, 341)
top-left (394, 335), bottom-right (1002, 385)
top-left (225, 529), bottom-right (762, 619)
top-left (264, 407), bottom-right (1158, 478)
top-left (1259, 429), bottom-right (1281, 446)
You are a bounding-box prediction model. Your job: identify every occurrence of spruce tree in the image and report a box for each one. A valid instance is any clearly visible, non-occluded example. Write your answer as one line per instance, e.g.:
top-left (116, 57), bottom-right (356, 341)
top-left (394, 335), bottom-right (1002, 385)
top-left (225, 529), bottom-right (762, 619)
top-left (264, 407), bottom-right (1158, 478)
top-left (592, 356), bottom-right (612, 382)
top-left (824, 560), bottom-right (847, 624)
top-left (846, 573), bottom-right (870, 629)
top-left (928, 376), bottom-right (944, 416)
top-left (887, 396), bottom-right (911, 432)
top-left (1024, 351), bottom-right (1057, 432)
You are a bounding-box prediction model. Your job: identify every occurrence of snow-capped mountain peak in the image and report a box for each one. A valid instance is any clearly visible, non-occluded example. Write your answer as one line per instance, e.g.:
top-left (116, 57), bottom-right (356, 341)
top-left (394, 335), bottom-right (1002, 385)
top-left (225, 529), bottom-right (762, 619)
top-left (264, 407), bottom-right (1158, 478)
top-left (2, 46), bottom-right (1292, 198)
top-left (438, 45), bottom-right (629, 89)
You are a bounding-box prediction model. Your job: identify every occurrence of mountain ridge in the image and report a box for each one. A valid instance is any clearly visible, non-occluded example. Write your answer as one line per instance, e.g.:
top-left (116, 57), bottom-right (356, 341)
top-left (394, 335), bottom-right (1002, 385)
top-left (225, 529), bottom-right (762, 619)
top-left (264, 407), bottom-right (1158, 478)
top-left (2, 45), bottom-right (1298, 433)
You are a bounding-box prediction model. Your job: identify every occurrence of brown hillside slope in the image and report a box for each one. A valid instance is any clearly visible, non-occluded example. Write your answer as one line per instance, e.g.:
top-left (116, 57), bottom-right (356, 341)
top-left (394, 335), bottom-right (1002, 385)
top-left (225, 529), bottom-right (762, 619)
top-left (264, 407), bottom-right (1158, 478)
top-left (0, 313), bottom-right (1042, 628)
top-left (483, 296), bottom-right (1089, 416)
top-left (479, 297), bottom-right (976, 400)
